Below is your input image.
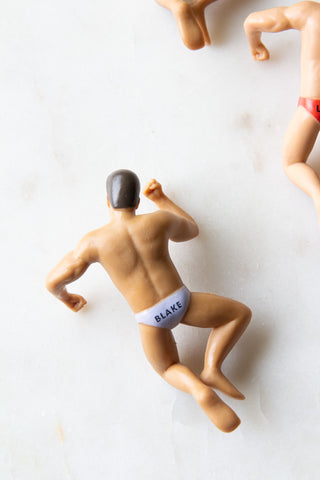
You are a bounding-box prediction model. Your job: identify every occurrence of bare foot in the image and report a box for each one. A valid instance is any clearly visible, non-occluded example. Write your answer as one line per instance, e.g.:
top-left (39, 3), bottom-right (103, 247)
top-left (200, 368), bottom-right (245, 400)
top-left (196, 387), bottom-right (240, 433)
top-left (172, 2), bottom-right (205, 49)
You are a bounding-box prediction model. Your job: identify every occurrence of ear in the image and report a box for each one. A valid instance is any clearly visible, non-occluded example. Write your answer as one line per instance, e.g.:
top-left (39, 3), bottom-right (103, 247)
top-left (107, 195), bottom-right (110, 207)
top-left (135, 198), bottom-right (140, 209)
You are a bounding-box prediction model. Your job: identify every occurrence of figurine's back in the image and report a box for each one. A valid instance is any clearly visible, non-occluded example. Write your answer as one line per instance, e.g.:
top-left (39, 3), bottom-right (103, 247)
top-left (88, 211), bottom-right (184, 313)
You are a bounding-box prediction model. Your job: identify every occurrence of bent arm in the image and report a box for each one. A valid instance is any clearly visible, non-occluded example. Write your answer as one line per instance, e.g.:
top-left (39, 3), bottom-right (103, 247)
top-left (144, 179), bottom-right (199, 241)
top-left (45, 252), bottom-right (89, 311)
top-left (45, 234), bottom-right (97, 312)
top-left (244, 7), bottom-right (291, 60)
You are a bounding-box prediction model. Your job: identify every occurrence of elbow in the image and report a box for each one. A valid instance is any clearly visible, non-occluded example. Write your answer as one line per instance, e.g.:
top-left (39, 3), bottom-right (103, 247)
top-left (45, 272), bottom-right (57, 294)
top-left (192, 224), bottom-right (200, 239)
top-left (243, 13), bottom-right (259, 34)
top-left (187, 217), bottom-right (199, 239)
top-left (45, 275), bottom-right (53, 293)
top-left (243, 15), bottom-right (253, 33)
top-left (186, 222), bottom-right (199, 240)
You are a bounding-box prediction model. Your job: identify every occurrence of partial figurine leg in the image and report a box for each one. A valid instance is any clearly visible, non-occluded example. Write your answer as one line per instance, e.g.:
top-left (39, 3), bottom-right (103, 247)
top-left (282, 106), bottom-right (320, 225)
top-left (139, 324), bottom-right (240, 432)
top-left (181, 293), bottom-right (251, 399)
top-left (155, 0), bottom-right (205, 49)
top-left (191, 0), bottom-right (215, 45)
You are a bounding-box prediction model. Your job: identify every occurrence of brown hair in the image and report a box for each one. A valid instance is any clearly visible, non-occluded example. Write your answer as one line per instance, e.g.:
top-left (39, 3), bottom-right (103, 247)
top-left (106, 169), bottom-right (140, 209)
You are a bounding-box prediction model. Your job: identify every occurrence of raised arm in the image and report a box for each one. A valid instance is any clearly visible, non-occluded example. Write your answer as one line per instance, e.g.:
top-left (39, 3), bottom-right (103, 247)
top-left (244, 6), bottom-right (291, 60)
top-left (45, 234), bottom-right (97, 312)
top-left (143, 179), bottom-right (199, 241)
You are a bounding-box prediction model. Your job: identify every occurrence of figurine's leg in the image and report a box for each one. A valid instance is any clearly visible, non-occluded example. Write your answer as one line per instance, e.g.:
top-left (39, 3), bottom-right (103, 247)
top-left (181, 293), bottom-right (251, 399)
top-left (282, 106), bottom-right (320, 224)
top-left (189, 5), bottom-right (210, 45)
top-left (190, 0), bottom-right (217, 45)
top-left (139, 324), bottom-right (240, 432)
top-left (155, 0), bottom-right (205, 50)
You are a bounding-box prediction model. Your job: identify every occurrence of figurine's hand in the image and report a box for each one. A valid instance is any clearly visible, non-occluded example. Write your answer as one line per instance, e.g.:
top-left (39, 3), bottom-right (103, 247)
top-left (251, 43), bottom-right (269, 61)
top-left (143, 179), bottom-right (164, 202)
top-left (63, 293), bottom-right (87, 312)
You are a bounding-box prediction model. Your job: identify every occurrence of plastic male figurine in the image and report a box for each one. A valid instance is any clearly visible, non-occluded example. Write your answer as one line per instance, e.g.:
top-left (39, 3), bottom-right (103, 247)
top-left (244, 1), bottom-right (320, 227)
top-left (46, 170), bottom-right (251, 433)
top-left (155, 0), bottom-right (217, 50)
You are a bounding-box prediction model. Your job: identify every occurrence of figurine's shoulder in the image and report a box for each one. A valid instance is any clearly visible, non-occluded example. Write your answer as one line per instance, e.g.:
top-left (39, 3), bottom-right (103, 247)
top-left (137, 210), bottom-right (176, 229)
top-left (127, 212), bottom-right (177, 243)
top-left (81, 225), bottom-right (110, 242)
top-left (74, 225), bottom-right (111, 262)
top-left (289, 1), bottom-right (319, 11)
top-left (287, 1), bottom-right (320, 26)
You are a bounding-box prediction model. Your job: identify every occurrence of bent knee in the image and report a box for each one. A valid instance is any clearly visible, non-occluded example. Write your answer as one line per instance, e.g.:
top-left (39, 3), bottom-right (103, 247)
top-left (282, 156), bottom-right (296, 172)
top-left (282, 161), bottom-right (301, 181)
top-left (282, 147), bottom-right (307, 169)
top-left (149, 359), bottom-right (177, 378)
top-left (282, 151), bottom-right (293, 170)
top-left (238, 305), bottom-right (252, 325)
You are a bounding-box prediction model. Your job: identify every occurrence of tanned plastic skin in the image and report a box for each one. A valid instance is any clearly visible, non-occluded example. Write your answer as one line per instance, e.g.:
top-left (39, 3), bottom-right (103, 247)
top-left (155, 0), bottom-right (218, 50)
top-left (46, 171), bottom-right (251, 433)
top-left (244, 1), bottom-right (320, 228)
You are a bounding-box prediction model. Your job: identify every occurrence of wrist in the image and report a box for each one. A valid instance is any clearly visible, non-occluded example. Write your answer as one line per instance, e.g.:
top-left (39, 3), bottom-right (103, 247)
top-left (56, 287), bottom-right (69, 302)
top-left (154, 193), bottom-right (169, 208)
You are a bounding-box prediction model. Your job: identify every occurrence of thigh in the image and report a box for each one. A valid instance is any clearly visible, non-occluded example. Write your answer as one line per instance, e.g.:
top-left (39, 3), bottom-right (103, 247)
top-left (181, 292), bottom-right (249, 328)
top-left (139, 324), bottom-right (179, 374)
top-left (282, 106), bottom-right (320, 166)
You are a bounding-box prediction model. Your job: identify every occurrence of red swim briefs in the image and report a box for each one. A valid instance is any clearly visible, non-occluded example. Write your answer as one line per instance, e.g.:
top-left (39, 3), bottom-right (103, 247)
top-left (298, 97), bottom-right (320, 123)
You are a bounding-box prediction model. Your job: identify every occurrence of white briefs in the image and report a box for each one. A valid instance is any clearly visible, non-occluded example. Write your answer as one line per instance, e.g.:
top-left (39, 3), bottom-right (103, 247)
top-left (135, 286), bottom-right (191, 329)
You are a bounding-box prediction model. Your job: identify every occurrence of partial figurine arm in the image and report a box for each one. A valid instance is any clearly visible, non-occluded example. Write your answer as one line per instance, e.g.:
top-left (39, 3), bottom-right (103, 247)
top-left (244, 7), bottom-right (291, 60)
top-left (143, 178), bottom-right (199, 241)
top-left (45, 235), bottom-right (96, 312)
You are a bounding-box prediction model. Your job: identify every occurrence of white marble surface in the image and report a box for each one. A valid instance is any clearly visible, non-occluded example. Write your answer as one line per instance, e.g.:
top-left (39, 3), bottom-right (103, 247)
top-left (1, 0), bottom-right (320, 478)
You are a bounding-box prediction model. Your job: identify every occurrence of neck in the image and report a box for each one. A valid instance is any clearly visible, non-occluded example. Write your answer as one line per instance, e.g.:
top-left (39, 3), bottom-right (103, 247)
top-left (110, 208), bottom-right (136, 221)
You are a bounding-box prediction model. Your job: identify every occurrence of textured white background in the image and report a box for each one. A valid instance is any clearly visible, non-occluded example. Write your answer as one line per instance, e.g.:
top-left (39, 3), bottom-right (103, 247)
top-left (1, 0), bottom-right (320, 479)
